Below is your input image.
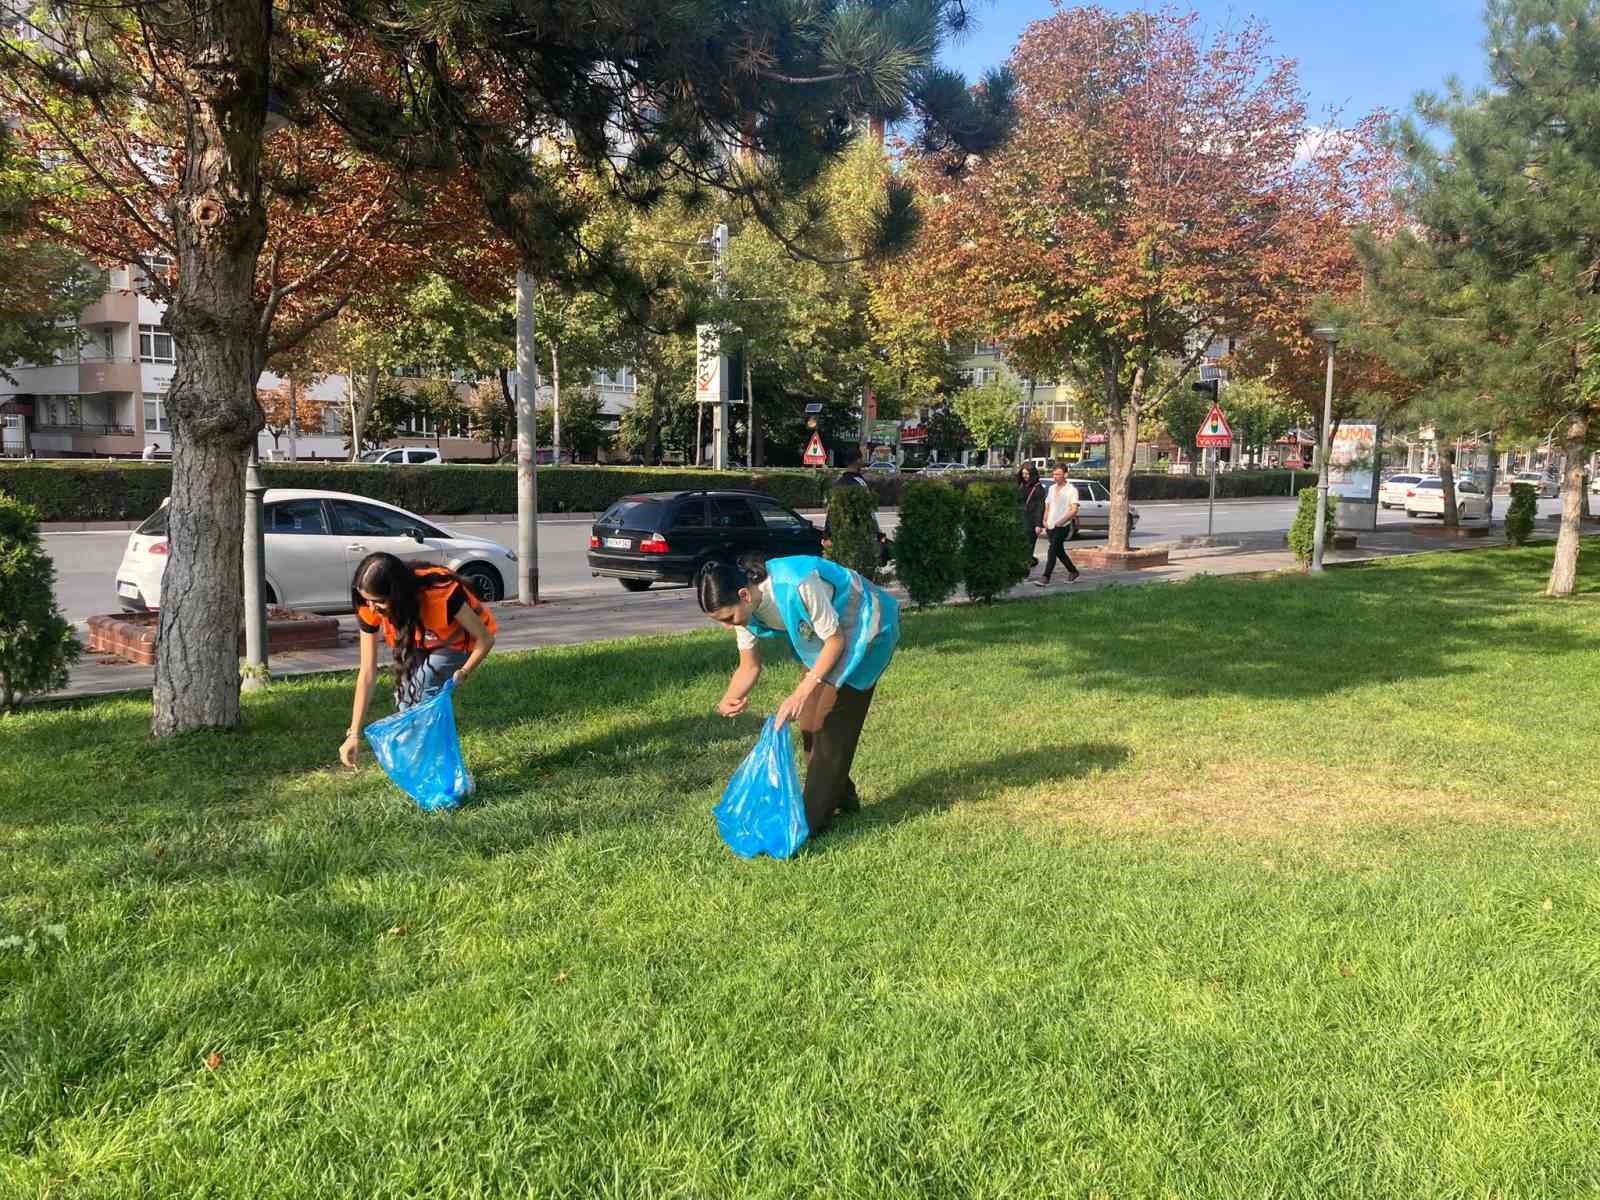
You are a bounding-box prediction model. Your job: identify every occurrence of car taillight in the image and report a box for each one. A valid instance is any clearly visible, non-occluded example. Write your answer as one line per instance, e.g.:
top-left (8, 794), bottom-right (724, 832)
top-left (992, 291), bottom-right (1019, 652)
top-left (639, 533), bottom-right (670, 554)
top-left (1406, 489), bottom-right (1416, 498)
top-left (588, 534), bottom-right (599, 549)
top-left (149, 541), bottom-right (169, 555)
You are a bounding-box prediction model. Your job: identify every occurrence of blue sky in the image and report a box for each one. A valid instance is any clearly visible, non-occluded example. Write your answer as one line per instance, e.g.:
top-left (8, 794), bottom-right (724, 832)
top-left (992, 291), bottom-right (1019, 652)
top-left (939, 1), bottom-right (1490, 124)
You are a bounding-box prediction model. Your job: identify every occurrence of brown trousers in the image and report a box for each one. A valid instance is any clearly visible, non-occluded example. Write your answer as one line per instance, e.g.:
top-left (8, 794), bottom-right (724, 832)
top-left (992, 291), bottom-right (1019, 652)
top-left (798, 683), bottom-right (876, 835)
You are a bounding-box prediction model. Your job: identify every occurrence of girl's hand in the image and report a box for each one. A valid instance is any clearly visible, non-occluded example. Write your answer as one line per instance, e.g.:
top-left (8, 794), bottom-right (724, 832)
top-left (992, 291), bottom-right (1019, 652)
top-left (717, 695), bottom-right (748, 717)
top-left (452, 668), bottom-right (469, 688)
top-left (339, 732), bottom-right (361, 768)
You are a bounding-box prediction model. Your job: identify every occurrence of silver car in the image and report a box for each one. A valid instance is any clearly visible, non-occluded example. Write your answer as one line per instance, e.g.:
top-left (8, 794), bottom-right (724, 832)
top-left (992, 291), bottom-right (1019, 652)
top-left (1046, 478), bottom-right (1141, 540)
top-left (115, 488), bottom-right (516, 613)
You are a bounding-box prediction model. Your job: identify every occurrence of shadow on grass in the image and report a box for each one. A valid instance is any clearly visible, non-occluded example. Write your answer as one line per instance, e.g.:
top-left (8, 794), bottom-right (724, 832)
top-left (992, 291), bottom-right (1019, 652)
top-left (835, 742), bottom-right (1132, 844)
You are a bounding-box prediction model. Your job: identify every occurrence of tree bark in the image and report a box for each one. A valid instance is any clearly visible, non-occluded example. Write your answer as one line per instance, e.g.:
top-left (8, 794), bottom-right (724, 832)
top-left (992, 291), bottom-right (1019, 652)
top-left (1548, 413), bottom-right (1589, 597)
top-left (643, 379), bottom-right (662, 464)
top-left (745, 357), bottom-right (755, 469)
top-left (348, 363), bottom-right (378, 461)
top-left (151, 0), bottom-right (272, 736)
top-left (1104, 347), bottom-right (1139, 554)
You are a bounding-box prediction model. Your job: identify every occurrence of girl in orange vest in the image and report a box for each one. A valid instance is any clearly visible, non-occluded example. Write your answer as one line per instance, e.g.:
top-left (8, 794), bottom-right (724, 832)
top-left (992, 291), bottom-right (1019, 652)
top-left (339, 552), bottom-right (498, 767)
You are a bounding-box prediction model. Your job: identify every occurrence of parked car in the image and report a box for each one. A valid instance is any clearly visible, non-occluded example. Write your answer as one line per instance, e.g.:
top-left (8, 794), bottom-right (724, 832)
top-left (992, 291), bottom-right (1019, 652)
top-left (1507, 471), bottom-right (1558, 498)
top-left (919, 461), bottom-right (968, 475)
top-left (587, 490), bottom-right (824, 591)
top-left (1379, 473), bottom-right (1425, 509)
top-left (865, 460), bottom-right (899, 475)
top-left (1402, 477), bottom-right (1492, 520)
top-left (116, 489), bottom-right (515, 613)
top-left (1041, 478), bottom-right (1141, 540)
top-left (1073, 456), bottom-right (1109, 472)
top-left (357, 447), bottom-right (444, 466)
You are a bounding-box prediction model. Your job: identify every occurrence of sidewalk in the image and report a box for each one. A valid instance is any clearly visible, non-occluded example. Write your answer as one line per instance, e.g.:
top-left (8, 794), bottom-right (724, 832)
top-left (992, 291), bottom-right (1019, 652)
top-left (56, 525), bottom-right (1514, 702)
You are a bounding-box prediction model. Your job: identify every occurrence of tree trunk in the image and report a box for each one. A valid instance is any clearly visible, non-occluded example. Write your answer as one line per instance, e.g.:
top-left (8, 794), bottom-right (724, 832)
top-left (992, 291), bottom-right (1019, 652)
top-left (1439, 445), bottom-right (1459, 527)
top-left (643, 379), bottom-right (662, 464)
top-left (1104, 349), bottom-right (1139, 554)
top-left (745, 358), bottom-right (755, 470)
top-left (151, 0), bottom-right (271, 737)
top-left (349, 363), bottom-right (377, 461)
top-left (1548, 413), bottom-right (1589, 597)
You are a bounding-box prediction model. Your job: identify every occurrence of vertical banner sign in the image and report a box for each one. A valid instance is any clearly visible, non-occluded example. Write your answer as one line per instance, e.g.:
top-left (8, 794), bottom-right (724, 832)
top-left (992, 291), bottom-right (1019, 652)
top-left (696, 324), bottom-right (729, 468)
top-left (1328, 423), bottom-right (1378, 498)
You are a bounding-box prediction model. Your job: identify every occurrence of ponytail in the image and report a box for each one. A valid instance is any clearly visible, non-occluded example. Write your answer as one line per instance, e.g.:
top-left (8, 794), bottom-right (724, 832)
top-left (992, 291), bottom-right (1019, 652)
top-left (695, 553), bottom-right (770, 612)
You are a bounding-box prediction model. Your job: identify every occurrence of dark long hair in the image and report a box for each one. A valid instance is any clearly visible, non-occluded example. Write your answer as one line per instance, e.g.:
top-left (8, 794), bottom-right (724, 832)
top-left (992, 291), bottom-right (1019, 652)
top-left (351, 552), bottom-right (473, 705)
top-left (696, 553), bottom-right (770, 613)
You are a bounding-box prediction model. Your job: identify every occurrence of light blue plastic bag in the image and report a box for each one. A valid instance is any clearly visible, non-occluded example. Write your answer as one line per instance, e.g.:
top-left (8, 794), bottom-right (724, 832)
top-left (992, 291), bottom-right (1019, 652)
top-left (365, 678), bottom-right (473, 811)
top-left (714, 717), bottom-right (808, 860)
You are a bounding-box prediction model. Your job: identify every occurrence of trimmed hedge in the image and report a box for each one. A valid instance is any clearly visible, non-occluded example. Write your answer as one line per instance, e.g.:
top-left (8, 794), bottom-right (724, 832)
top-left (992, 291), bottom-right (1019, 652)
top-left (823, 483), bottom-right (882, 583)
top-left (1287, 486), bottom-right (1339, 566)
top-left (0, 462), bottom-right (831, 522)
top-left (1505, 482), bottom-right (1537, 546)
top-left (895, 480), bottom-right (964, 608)
top-left (961, 482), bottom-right (1032, 603)
top-left (0, 460), bottom-right (1304, 522)
top-left (859, 468), bottom-right (1302, 507)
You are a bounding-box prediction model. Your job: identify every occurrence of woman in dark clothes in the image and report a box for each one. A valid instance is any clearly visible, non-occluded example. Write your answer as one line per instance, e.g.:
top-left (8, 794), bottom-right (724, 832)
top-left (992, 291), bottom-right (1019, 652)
top-left (1018, 463), bottom-right (1046, 570)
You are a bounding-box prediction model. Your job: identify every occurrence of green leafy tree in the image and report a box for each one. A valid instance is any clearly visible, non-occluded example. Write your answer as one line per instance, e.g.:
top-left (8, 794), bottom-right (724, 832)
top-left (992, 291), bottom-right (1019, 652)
top-left (0, 495), bottom-right (80, 712)
top-left (537, 390), bottom-right (611, 463)
top-left (1348, 0), bottom-right (1600, 594)
top-left (952, 378), bottom-right (1023, 465)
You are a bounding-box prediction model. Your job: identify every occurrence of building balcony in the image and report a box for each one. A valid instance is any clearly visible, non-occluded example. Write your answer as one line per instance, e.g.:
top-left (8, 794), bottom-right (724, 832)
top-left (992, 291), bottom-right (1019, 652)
top-left (79, 289), bottom-right (139, 328)
top-left (78, 358), bottom-right (141, 394)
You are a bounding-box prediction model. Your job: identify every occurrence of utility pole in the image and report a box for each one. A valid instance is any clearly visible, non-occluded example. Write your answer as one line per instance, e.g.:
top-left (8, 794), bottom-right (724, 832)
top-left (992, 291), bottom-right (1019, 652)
top-left (241, 445), bottom-right (270, 690)
top-left (698, 223), bottom-right (732, 470)
top-left (515, 267), bottom-right (541, 603)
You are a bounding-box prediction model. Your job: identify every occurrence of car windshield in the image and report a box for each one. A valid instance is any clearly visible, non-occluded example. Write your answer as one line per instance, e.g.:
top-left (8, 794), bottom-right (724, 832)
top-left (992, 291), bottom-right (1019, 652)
top-left (600, 498), bottom-right (666, 530)
top-left (1417, 481), bottom-right (1443, 490)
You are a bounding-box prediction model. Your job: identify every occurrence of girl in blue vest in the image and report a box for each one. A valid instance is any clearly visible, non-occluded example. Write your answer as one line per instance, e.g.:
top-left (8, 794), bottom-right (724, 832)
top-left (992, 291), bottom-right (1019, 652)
top-left (698, 554), bottom-right (900, 835)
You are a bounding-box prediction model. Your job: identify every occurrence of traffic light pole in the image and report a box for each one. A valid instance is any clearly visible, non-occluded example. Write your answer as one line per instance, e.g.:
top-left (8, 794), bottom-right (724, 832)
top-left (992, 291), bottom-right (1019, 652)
top-left (1207, 447), bottom-right (1217, 538)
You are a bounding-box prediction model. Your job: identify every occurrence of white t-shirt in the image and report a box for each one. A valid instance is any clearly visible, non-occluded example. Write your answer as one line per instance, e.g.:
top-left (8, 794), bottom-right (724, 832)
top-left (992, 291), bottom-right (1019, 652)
top-left (734, 574), bottom-right (840, 651)
top-left (1044, 482), bottom-right (1079, 529)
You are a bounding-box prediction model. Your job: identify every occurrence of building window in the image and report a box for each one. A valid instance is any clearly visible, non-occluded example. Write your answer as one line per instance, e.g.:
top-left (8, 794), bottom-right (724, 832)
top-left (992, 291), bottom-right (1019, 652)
top-left (143, 393), bottom-right (171, 432)
top-left (39, 396), bottom-right (81, 428)
top-left (139, 324), bottom-right (174, 363)
top-left (134, 255), bottom-right (174, 294)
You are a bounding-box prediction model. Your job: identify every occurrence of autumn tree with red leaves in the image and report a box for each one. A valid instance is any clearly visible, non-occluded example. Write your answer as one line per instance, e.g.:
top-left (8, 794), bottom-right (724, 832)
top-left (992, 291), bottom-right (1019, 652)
top-left (887, 6), bottom-right (1392, 551)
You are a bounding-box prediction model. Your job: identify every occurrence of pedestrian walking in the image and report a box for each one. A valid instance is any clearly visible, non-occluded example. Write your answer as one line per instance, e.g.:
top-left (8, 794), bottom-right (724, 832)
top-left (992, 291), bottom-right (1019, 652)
top-left (1018, 463), bottom-right (1046, 570)
top-left (1034, 466), bottom-right (1081, 586)
top-left (339, 553), bottom-right (498, 767)
top-left (823, 453), bottom-right (887, 564)
top-left (699, 554), bottom-right (900, 837)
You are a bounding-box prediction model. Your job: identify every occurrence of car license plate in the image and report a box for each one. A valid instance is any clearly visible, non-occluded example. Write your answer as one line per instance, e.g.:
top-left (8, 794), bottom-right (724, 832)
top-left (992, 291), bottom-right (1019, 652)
top-left (604, 537), bottom-right (631, 549)
top-left (117, 581), bottom-right (140, 598)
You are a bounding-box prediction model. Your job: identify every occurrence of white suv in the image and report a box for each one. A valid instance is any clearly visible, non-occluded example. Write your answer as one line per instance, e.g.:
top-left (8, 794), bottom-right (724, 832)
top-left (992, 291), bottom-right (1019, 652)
top-left (357, 448), bottom-right (443, 466)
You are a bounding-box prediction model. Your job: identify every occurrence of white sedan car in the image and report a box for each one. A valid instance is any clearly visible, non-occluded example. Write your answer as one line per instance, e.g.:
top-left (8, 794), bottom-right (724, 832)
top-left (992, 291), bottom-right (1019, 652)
top-left (1379, 473), bottom-right (1425, 509)
top-left (116, 489), bottom-right (516, 613)
top-left (1402, 477), bottom-right (1492, 520)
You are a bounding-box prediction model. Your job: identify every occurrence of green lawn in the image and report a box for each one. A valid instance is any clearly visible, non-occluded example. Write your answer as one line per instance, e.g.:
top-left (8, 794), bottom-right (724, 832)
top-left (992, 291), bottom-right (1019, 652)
top-left (5, 546), bottom-right (1600, 1197)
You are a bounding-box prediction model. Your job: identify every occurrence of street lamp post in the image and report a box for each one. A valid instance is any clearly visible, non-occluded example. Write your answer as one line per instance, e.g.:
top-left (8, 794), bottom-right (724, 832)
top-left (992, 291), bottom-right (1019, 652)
top-left (1311, 326), bottom-right (1339, 573)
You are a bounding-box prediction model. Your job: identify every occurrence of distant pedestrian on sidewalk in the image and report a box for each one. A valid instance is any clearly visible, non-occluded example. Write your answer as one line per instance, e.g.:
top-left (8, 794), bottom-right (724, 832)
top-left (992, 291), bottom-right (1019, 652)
top-left (1034, 466), bottom-right (1081, 587)
top-left (699, 553), bottom-right (900, 837)
top-left (1017, 463), bottom-right (1046, 571)
top-left (340, 553), bottom-right (498, 767)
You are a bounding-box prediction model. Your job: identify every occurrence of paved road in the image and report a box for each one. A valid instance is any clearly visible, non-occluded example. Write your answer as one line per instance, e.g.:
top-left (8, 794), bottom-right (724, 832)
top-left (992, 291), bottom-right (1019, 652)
top-left (44, 494), bottom-right (1565, 625)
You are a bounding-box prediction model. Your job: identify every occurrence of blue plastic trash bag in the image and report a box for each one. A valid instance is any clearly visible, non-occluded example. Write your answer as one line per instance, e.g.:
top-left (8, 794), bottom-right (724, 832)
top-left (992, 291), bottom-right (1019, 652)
top-left (364, 678), bottom-right (473, 811)
top-left (714, 717), bottom-right (808, 860)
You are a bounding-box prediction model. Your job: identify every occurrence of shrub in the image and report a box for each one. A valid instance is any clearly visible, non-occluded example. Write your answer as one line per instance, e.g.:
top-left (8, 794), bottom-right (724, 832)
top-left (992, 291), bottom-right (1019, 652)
top-left (0, 462), bottom-right (827, 523)
top-left (961, 482), bottom-right (1031, 602)
top-left (824, 482), bottom-right (882, 583)
top-left (1505, 482), bottom-right (1537, 546)
top-left (896, 480), bottom-right (964, 607)
top-left (1287, 486), bottom-right (1339, 567)
top-left (0, 494), bottom-right (81, 711)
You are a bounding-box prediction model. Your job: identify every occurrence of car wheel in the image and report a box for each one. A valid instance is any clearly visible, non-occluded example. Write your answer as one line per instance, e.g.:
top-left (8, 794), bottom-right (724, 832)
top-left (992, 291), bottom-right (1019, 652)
top-left (620, 578), bottom-right (653, 592)
top-left (459, 563), bottom-right (504, 602)
top-left (1405, 509), bottom-right (1416, 518)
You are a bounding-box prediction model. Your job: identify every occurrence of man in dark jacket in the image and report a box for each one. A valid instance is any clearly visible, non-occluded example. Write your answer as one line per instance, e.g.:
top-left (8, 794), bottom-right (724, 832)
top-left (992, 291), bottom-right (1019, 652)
top-left (823, 454), bottom-right (887, 562)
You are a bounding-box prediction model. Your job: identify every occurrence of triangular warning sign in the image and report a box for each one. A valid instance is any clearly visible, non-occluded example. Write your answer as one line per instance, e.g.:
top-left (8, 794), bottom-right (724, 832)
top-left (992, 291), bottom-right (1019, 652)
top-left (1195, 403), bottom-right (1233, 447)
top-left (802, 431), bottom-right (828, 465)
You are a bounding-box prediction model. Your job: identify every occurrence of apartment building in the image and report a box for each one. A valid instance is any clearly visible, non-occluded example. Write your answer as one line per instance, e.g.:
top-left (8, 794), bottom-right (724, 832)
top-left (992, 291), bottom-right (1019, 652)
top-left (0, 261), bottom-right (642, 461)
top-left (956, 339), bottom-right (1097, 463)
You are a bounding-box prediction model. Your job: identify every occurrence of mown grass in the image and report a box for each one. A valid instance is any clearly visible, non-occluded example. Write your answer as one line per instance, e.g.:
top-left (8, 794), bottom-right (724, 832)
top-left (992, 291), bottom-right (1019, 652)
top-left (4, 544), bottom-right (1600, 1197)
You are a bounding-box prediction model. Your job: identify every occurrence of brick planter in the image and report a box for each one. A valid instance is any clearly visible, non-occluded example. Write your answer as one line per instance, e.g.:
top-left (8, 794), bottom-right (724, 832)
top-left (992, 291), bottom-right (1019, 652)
top-left (86, 608), bottom-right (341, 666)
top-left (1071, 546), bottom-right (1170, 570)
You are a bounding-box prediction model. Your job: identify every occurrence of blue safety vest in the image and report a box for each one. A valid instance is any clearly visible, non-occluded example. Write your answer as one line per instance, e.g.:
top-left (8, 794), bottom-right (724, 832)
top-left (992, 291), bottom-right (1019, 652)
top-left (743, 556), bottom-right (900, 690)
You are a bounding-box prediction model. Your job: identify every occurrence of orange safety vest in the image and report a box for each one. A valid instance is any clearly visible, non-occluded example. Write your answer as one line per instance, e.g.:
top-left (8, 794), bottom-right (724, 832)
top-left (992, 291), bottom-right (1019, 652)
top-left (356, 565), bottom-right (498, 654)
